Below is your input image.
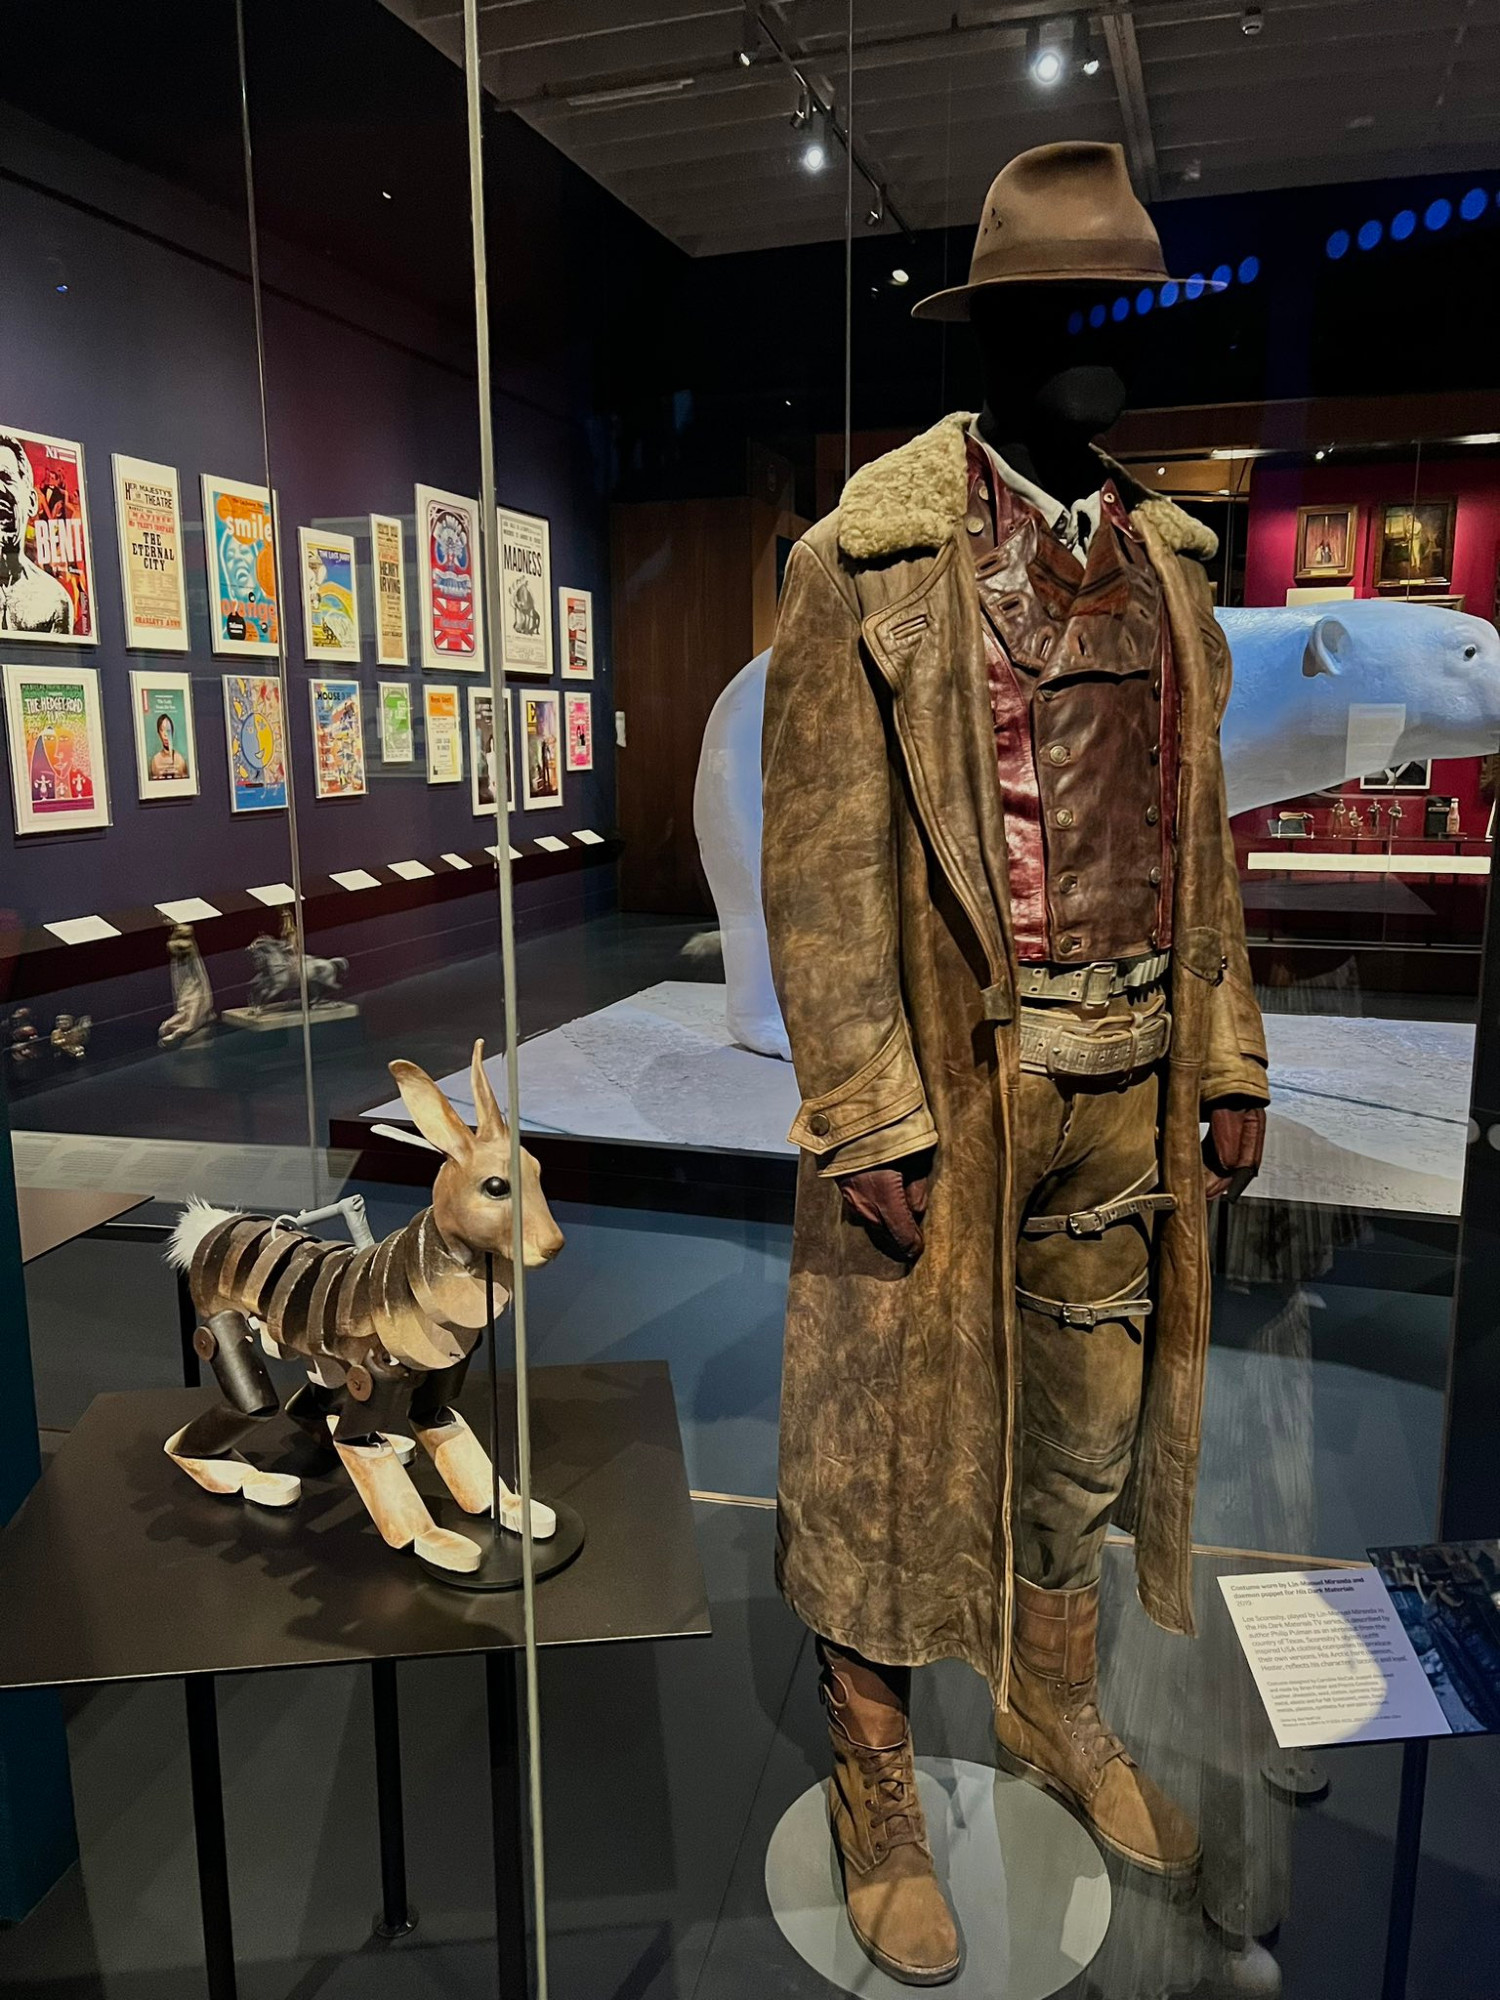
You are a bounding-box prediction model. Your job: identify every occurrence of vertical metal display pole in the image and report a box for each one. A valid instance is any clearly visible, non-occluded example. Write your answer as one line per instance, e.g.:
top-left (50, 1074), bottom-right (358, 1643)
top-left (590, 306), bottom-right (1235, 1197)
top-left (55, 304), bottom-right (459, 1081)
top-left (370, 1660), bottom-right (416, 1939)
top-left (487, 1649), bottom-right (529, 2000)
top-left (183, 1675), bottom-right (237, 2000)
top-left (1380, 1737), bottom-right (1430, 2000)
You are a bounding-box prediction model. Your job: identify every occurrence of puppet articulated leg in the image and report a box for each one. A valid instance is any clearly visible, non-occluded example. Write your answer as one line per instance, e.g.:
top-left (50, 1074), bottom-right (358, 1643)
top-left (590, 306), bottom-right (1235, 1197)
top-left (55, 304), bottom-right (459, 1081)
top-left (409, 1357), bottom-right (558, 1541)
top-left (329, 1424), bottom-right (481, 1574)
top-left (164, 1309), bottom-right (300, 1508)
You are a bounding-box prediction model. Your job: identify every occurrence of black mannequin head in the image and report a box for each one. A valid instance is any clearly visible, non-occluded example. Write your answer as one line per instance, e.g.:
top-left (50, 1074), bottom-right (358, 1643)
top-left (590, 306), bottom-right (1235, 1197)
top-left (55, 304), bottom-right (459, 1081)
top-left (970, 283), bottom-right (1139, 503)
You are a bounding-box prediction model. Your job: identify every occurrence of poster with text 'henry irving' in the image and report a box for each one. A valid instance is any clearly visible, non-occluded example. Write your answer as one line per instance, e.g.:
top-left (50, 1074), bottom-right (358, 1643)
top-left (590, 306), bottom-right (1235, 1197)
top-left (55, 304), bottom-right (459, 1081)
top-left (416, 484), bottom-right (482, 674)
top-left (0, 426), bottom-right (98, 643)
top-left (202, 474), bottom-right (280, 657)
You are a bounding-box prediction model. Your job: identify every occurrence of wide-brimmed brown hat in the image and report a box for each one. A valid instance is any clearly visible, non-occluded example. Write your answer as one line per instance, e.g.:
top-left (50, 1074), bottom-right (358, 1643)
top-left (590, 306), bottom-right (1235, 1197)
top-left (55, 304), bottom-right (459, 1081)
top-left (913, 140), bottom-right (1200, 320)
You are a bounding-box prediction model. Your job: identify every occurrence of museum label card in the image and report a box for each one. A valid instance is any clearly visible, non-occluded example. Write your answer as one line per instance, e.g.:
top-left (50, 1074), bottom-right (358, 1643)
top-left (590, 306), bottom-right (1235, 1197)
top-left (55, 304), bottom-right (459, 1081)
top-left (44, 913), bottom-right (121, 945)
top-left (156, 897), bottom-right (222, 924)
top-left (534, 834), bottom-right (567, 853)
top-left (1219, 1569), bottom-right (1451, 1748)
top-left (247, 881), bottom-right (297, 907)
top-left (1345, 703), bottom-right (1406, 782)
top-left (574, 827), bottom-right (604, 844)
top-left (388, 859), bottom-right (433, 881)
top-left (440, 852), bottom-right (473, 870)
top-left (330, 869), bottom-right (380, 892)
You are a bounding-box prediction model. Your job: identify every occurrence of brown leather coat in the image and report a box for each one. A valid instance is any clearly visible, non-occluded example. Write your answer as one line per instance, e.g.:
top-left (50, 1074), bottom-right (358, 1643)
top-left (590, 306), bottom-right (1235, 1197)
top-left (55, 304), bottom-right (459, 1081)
top-left (762, 414), bottom-right (1268, 1699)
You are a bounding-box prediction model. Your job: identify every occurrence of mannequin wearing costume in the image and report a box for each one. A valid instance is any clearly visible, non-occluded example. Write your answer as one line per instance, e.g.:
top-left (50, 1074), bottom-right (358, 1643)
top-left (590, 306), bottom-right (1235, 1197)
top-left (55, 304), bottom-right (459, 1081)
top-left (762, 142), bottom-right (1268, 1985)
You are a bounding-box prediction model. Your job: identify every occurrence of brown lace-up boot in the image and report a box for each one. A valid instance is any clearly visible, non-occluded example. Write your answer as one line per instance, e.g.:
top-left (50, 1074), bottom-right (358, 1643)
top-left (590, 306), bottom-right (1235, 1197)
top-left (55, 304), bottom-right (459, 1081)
top-left (994, 1576), bottom-right (1200, 1877)
top-left (821, 1645), bottom-right (961, 1986)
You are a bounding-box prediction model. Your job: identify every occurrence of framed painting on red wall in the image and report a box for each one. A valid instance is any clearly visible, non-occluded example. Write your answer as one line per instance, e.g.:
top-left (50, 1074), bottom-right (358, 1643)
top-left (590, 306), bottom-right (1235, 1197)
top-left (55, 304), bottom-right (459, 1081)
top-left (1375, 498), bottom-right (1457, 590)
top-left (1295, 503), bottom-right (1357, 581)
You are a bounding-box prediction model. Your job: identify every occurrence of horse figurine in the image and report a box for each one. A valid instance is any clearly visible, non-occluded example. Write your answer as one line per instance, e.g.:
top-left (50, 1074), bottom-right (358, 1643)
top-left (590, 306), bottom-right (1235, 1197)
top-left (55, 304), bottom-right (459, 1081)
top-left (164, 1042), bottom-right (563, 1575)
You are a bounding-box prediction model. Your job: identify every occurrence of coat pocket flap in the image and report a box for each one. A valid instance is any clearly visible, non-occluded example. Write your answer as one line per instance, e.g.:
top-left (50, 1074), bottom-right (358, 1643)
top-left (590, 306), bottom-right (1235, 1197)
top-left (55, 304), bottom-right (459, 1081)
top-left (788, 1016), bottom-right (928, 1155)
top-left (1177, 926), bottom-right (1226, 984)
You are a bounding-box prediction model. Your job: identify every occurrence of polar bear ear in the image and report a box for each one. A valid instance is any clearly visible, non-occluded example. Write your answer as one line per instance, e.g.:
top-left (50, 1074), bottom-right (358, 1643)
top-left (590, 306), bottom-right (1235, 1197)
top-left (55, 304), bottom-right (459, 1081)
top-left (1302, 617), bottom-right (1350, 678)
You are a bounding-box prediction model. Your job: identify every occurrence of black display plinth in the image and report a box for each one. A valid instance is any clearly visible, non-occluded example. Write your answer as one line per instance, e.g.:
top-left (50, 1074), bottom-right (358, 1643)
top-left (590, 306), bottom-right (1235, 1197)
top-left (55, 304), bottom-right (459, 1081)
top-left (0, 1363), bottom-right (710, 1999)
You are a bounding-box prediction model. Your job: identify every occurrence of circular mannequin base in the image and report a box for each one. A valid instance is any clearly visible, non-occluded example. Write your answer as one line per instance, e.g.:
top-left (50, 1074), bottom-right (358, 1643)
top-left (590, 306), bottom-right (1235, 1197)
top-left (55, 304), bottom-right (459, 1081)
top-left (1260, 1753), bottom-right (1330, 1804)
top-left (414, 1500), bottom-right (585, 1591)
top-left (765, 1758), bottom-right (1111, 1998)
top-left (371, 1907), bottom-right (418, 1940)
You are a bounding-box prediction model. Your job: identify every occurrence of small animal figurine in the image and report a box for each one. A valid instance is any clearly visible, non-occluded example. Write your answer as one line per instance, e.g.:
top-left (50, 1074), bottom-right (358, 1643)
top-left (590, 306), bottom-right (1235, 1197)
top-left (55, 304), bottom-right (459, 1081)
top-left (244, 925), bottom-right (347, 1013)
top-left (164, 1042), bottom-right (564, 1574)
top-left (160, 922), bottom-right (217, 1048)
top-left (50, 1012), bottom-right (90, 1060)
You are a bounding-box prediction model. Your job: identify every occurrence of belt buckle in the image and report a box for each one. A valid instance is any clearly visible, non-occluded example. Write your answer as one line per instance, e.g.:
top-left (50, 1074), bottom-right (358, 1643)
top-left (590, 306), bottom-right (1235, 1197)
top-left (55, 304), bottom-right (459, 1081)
top-left (1067, 1209), bottom-right (1104, 1237)
top-left (1060, 1304), bottom-right (1095, 1329)
top-left (1081, 962), bottom-right (1115, 1008)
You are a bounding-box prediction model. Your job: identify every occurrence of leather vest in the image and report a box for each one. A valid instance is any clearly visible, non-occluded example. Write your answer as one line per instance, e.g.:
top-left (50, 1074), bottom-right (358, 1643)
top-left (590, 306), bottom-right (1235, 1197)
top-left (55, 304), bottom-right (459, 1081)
top-left (965, 441), bottom-right (1179, 964)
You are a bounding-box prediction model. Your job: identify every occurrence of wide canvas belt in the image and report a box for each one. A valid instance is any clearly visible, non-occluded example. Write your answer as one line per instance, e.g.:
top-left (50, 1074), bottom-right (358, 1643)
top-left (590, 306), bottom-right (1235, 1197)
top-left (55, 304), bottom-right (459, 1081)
top-left (1016, 950), bottom-right (1172, 1007)
top-left (1018, 1006), bottom-right (1172, 1078)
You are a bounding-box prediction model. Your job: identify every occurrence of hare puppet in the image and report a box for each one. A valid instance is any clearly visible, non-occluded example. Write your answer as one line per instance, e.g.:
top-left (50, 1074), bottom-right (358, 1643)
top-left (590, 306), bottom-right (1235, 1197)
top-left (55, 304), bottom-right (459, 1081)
top-left (164, 1042), bottom-right (564, 1574)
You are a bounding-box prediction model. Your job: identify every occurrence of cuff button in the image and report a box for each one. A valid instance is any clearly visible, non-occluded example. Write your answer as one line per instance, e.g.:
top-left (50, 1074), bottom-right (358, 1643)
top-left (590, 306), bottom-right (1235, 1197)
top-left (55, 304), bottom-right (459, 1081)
top-left (807, 1111), bottom-right (831, 1137)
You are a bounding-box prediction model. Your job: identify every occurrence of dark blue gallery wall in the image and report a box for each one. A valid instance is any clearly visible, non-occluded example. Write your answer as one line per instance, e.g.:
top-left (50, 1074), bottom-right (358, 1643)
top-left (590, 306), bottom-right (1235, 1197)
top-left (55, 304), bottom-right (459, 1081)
top-left (0, 100), bottom-right (616, 944)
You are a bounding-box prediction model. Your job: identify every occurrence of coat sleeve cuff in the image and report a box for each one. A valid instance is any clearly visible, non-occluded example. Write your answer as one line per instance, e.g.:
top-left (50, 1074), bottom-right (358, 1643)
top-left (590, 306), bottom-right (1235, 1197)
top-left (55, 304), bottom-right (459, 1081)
top-left (786, 1017), bottom-right (930, 1160)
top-left (813, 1105), bottom-right (939, 1178)
top-left (1201, 1053), bottom-right (1270, 1109)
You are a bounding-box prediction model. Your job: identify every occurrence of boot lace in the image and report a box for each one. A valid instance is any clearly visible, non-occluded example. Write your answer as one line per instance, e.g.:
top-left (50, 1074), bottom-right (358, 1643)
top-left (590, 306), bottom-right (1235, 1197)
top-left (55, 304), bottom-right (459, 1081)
top-left (854, 1739), bottom-right (924, 1848)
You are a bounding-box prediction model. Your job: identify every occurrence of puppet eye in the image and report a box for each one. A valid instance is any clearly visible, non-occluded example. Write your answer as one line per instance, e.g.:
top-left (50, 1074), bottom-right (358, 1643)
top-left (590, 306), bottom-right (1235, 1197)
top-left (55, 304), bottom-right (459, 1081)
top-left (481, 1176), bottom-right (510, 1199)
top-left (1463, 644), bottom-right (1478, 660)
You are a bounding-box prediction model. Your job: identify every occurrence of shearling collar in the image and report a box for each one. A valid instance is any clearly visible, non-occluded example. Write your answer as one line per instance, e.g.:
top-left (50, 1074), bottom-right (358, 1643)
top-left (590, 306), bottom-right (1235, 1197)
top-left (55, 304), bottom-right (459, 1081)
top-left (837, 411), bottom-right (1219, 565)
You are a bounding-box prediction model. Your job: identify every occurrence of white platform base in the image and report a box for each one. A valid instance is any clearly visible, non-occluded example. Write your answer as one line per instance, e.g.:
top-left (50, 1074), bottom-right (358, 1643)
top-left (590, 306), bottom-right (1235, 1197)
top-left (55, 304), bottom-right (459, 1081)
top-left (764, 1759), bottom-right (1111, 1998)
top-left (223, 1002), bottom-right (360, 1032)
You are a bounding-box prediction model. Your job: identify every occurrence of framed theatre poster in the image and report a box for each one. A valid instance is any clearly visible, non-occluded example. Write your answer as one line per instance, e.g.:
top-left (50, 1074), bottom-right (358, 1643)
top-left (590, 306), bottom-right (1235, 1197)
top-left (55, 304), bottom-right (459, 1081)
top-left (370, 512), bottom-right (408, 666)
top-left (309, 679), bottom-right (367, 799)
top-left (498, 506), bottom-right (552, 677)
top-left (468, 684), bottom-right (503, 817)
top-left (113, 454), bottom-right (190, 649)
top-left (129, 668), bottom-right (198, 800)
top-left (202, 474), bottom-right (280, 656)
top-left (1376, 498), bottom-right (1457, 590)
top-left (2, 662), bottom-right (110, 831)
top-left (564, 691), bottom-right (593, 772)
top-left (415, 484), bottom-right (482, 674)
top-left (423, 682), bottom-right (463, 784)
top-left (520, 688), bottom-right (562, 809)
top-left (557, 585), bottom-right (594, 679)
top-left (0, 426), bottom-right (98, 642)
top-left (298, 527), bottom-right (360, 664)
top-left (1294, 504), bottom-right (1356, 583)
top-left (377, 680), bottom-right (414, 763)
top-left (222, 673), bottom-right (287, 813)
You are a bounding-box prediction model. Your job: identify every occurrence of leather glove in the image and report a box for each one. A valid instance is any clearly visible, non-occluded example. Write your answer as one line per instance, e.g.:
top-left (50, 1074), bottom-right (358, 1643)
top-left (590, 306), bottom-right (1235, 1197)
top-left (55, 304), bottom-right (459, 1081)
top-left (1202, 1098), bottom-right (1267, 1201)
top-left (836, 1158), bottom-right (931, 1262)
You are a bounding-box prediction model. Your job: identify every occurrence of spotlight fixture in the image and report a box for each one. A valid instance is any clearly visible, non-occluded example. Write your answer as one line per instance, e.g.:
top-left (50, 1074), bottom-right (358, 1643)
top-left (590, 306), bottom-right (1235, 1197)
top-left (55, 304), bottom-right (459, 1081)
top-left (736, 5), bottom-right (758, 67)
top-left (1314, 447), bottom-right (1327, 461)
top-left (1240, 3), bottom-right (1263, 35)
top-left (889, 267), bottom-right (910, 286)
top-left (867, 192), bottom-right (885, 227)
top-left (1081, 51), bottom-right (1101, 76)
top-left (1025, 16), bottom-right (1072, 88)
top-left (799, 109), bottom-right (829, 174)
top-left (736, 46), bottom-right (753, 67)
top-left (791, 85), bottom-right (812, 131)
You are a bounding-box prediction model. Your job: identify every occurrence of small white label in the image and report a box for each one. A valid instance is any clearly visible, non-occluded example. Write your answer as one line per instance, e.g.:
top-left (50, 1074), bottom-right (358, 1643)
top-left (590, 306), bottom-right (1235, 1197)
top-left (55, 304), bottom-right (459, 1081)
top-left (535, 835), bottom-right (568, 853)
top-left (156, 897), bottom-right (222, 925)
top-left (44, 913), bottom-right (121, 946)
top-left (440, 852), bottom-right (473, 871)
top-left (247, 882), bottom-right (297, 907)
top-left (388, 859), bottom-right (434, 881)
top-left (330, 869), bottom-right (380, 892)
top-left (574, 828), bottom-right (604, 846)
top-left (614, 710), bottom-right (626, 747)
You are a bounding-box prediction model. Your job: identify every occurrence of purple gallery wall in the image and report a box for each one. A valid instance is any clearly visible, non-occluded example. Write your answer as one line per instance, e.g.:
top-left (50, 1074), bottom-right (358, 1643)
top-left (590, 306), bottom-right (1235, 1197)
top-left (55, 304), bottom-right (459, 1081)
top-left (0, 104), bottom-right (616, 1035)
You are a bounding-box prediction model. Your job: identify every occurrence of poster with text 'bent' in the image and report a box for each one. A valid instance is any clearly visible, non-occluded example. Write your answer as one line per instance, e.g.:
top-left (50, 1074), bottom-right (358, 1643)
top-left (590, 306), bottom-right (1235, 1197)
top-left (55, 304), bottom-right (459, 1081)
top-left (3, 662), bottom-right (110, 832)
top-left (202, 474), bottom-right (280, 657)
top-left (416, 484), bottom-right (482, 674)
top-left (498, 506), bottom-right (551, 676)
top-left (223, 673), bottom-right (287, 812)
top-left (113, 454), bottom-right (190, 651)
top-left (0, 426), bottom-right (98, 644)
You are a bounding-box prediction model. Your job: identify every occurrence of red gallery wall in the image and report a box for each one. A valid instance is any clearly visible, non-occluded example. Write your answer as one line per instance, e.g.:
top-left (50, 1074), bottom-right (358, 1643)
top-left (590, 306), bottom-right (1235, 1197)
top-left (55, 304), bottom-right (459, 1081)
top-left (1238, 457), bottom-right (1500, 839)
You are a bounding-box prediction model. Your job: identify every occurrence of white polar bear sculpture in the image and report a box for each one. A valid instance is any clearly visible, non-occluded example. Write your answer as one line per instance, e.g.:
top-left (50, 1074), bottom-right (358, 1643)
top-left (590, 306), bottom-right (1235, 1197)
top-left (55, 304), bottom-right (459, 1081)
top-left (694, 600), bottom-right (1500, 1060)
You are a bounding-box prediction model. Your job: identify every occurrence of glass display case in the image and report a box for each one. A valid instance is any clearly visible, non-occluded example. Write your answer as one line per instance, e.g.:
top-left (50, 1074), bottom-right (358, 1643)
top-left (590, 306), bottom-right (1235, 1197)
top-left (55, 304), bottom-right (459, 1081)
top-left (2, 2), bottom-right (1500, 1997)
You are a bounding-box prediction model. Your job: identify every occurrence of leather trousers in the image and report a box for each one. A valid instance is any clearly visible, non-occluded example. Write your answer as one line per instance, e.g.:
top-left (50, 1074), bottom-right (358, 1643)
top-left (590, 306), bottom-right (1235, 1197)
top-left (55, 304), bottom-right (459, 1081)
top-left (1011, 992), bottom-right (1170, 1591)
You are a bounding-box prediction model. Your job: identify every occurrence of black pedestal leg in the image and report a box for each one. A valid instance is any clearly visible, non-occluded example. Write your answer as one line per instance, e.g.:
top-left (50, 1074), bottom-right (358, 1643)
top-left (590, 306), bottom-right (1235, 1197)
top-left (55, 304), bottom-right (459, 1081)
top-left (184, 1675), bottom-right (237, 2000)
top-left (177, 1269), bottom-right (201, 1389)
top-left (1381, 1737), bottom-right (1431, 2000)
top-left (370, 1660), bottom-right (417, 1938)
top-left (487, 1650), bottom-right (529, 2000)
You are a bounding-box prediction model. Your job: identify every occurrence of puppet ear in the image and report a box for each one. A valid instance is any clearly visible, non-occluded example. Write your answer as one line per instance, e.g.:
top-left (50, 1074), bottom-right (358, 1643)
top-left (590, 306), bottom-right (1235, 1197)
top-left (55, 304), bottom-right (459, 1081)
top-left (388, 1059), bottom-right (474, 1161)
top-left (469, 1040), bottom-right (508, 1142)
top-left (1302, 617), bottom-right (1349, 678)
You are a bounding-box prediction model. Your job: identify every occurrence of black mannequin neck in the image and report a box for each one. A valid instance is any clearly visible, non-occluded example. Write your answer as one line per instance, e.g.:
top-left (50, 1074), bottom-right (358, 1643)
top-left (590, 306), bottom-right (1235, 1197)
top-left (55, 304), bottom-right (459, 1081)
top-left (970, 287), bottom-right (1133, 508)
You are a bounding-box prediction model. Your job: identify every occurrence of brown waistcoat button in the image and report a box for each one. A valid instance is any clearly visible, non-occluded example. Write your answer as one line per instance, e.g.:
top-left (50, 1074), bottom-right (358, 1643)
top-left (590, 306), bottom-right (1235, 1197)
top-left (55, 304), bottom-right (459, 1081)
top-left (1146, 804), bottom-right (1160, 824)
top-left (1149, 741), bottom-right (1160, 763)
top-left (966, 514), bottom-right (986, 535)
top-left (807, 1111), bottom-right (831, 1137)
top-left (1059, 873), bottom-right (1079, 894)
top-left (1151, 679), bottom-right (1162, 701)
top-left (976, 481), bottom-right (990, 501)
top-left (1058, 935), bottom-right (1082, 955)
top-left (1054, 807), bottom-right (1075, 828)
top-left (1047, 743), bottom-right (1070, 764)
top-left (1149, 866), bottom-right (1162, 886)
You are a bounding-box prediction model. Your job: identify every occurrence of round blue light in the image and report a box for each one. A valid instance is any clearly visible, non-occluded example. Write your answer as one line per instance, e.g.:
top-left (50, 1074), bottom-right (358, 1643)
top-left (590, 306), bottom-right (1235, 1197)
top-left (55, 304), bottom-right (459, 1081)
top-left (1237, 255), bottom-right (1259, 284)
top-left (1159, 279), bottom-right (1180, 308)
top-left (1136, 286), bottom-right (1155, 315)
top-left (1357, 219), bottom-right (1382, 250)
top-left (55, 283), bottom-right (68, 294)
top-left (1424, 197), bottom-right (1452, 231)
top-left (1391, 208), bottom-right (1416, 241)
top-left (1111, 295), bottom-right (1130, 322)
top-left (1185, 272), bottom-right (1206, 300)
top-left (1066, 308), bottom-right (1084, 335)
top-left (1460, 187), bottom-right (1487, 221)
top-left (1211, 262), bottom-right (1232, 290)
top-left (1088, 302), bottom-right (1107, 329)
top-left (1326, 229), bottom-right (1350, 259)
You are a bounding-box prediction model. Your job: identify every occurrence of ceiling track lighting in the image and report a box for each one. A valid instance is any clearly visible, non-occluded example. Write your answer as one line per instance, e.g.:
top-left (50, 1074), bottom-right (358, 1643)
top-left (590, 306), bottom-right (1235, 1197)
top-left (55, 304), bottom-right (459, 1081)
top-left (1025, 13), bottom-right (1098, 90)
top-left (1241, 3), bottom-right (1264, 35)
top-left (791, 85), bottom-right (812, 131)
top-left (798, 106), bottom-right (829, 174)
top-left (736, 6), bottom-right (758, 67)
